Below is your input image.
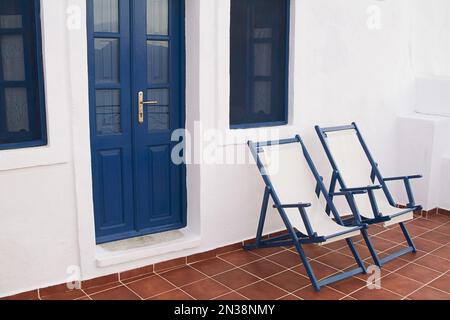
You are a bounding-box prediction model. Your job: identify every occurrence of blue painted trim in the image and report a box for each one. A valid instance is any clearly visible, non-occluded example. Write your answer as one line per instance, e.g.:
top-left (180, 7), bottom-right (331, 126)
top-left (0, 0), bottom-right (47, 151)
top-left (0, 139), bottom-right (47, 151)
top-left (379, 247), bottom-right (415, 265)
top-left (230, 120), bottom-right (288, 130)
top-left (179, 0), bottom-right (188, 231)
top-left (319, 124), bottom-right (356, 134)
top-left (318, 266), bottom-right (365, 287)
top-left (96, 222), bottom-right (187, 245)
top-left (361, 229), bottom-right (381, 266)
top-left (384, 175), bottom-right (423, 181)
top-left (283, 0), bottom-right (291, 127)
top-left (400, 222), bottom-right (417, 252)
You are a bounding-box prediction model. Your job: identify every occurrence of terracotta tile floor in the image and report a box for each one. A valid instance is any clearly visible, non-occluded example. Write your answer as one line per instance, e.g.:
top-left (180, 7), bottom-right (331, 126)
top-left (9, 213), bottom-right (450, 300)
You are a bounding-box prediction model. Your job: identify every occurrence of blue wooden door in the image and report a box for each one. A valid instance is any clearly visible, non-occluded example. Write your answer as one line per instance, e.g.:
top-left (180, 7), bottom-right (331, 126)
top-left (87, 0), bottom-right (186, 244)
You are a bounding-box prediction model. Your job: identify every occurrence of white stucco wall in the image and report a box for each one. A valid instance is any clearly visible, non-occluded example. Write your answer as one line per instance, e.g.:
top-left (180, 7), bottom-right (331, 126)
top-left (0, 0), bottom-right (446, 297)
top-left (0, 0), bottom-right (81, 296)
top-left (411, 0), bottom-right (450, 78)
top-left (395, 0), bottom-right (450, 210)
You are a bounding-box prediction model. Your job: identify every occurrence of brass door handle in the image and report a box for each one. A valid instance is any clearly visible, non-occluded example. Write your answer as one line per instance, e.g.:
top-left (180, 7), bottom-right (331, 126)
top-left (138, 91), bottom-right (158, 124)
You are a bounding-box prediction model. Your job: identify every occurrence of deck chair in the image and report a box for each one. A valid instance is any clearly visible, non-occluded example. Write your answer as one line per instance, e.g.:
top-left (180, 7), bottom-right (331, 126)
top-left (245, 136), bottom-right (368, 291)
top-left (315, 123), bottom-right (423, 267)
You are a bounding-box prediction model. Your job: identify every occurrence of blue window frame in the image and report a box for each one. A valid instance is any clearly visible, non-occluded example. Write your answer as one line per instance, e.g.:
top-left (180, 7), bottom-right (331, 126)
top-left (230, 0), bottom-right (290, 129)
top-left (0, 0), bottom-right (46, 150)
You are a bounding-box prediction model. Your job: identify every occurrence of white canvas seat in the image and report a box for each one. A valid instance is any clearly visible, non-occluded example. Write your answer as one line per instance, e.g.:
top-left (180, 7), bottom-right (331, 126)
top-left (324, 129), bottom-right (413, 227)
top-left (259, 142), bottom-right (360, 243)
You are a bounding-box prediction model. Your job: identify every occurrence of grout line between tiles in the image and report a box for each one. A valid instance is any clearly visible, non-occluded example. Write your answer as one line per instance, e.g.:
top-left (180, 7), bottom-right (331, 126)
top-left (149, 273), bottom-right (198, 301)
top-left (120, 280), bottom-right (145, 300)
top-left (36, 214), bottom-right (449, 301)
top-left (403, 271), bottom-right (450, 299)
top-left (174, 263), bottom-right (261, 300)
top-left (84, 283), bottom-right (126, 298)
top-left (215, 252), bottom-right (329, 298)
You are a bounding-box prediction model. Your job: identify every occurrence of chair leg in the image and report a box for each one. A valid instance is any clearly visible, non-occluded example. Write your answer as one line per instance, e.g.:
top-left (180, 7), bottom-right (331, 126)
top-left (361, 229), bottom-right (382, 267)
top-left (399, 222), bottom-right (417, 253)
top-left (345, 238), bottom-right (367, 273)
top-left (361, 223), bottom-right (416, 267)
top-left (292, 241), bottom-right (321, 291)
top-left (315, 238), bottom-right (367, 288)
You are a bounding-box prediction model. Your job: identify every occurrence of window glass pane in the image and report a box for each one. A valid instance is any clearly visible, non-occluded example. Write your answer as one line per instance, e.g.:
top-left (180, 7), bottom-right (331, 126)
top-left (1, 35), bottom-right (25, 81)
top-left (96, 90), bottom-right (121, 134)
top-left (230, 0), bottom-right (288, 128)
top-left (93, 0), bottom-right (119, 33)
top-left (253, 81), bottom-right (271, 115)
top-left (0, 0), bottom-right (22, 29)
top-left (94, 38), bottom-right (120, 83)
top-left (147, 0), bottom-right (168, 35)
top-left (254, 43), bottom-right (272, 77)
top-left (254, 28), bottom-right (272, 39)
top-left (147, 40), bottom-right (169, 84)
top-left (4, 87), bottom-right (29, 133)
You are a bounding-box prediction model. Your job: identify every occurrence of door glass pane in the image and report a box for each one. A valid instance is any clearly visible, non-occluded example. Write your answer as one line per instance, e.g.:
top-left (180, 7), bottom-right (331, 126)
top-left (147, 0), bottom-right (168, 35)
top-left (147, 40), bottom-right (169, 84)
top-left (4, 87), bottom-right (29, 133)
top-left (94, 38), bottom-right (120, 83)
top-left (93, 0), bottom-right (119, 33)
top-left (0, 35), bottom-right (25, 81)
top-left (147, 89), bottom-right (169, 131)
top-left (0, 0), bottom-right (22, 29)
top-left (147, 88), bottom-right (169, 105)
top-left (148, 107), bottom-right (169, 131)
top-left (96, 89), bottom-right (121, 134)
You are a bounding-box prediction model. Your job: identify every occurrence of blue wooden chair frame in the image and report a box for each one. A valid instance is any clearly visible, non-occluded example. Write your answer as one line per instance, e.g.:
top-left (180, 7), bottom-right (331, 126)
top-left (245, 135), bottom-right (368, 291)
top-left (315, 123), bottom-right (423, 267)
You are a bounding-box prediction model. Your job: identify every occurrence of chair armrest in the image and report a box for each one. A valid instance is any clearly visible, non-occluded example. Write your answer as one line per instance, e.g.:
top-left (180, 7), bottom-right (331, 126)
top-left (273, 203), bottom-right (316, 237)
top-left (340, 185), bottom-right (382, 193)
top-left (273, 203), bottom-right (312, 209)
top-left (332, 190), bottom-right (367, 196)
top-left (383, 175), bottom-right (423, 182)
top-left (384, 175), bottom-right (422, 207)
top-left (341, 186), bottom-right (383, 219)
top-left (339, 191), bottom-right (363, 225)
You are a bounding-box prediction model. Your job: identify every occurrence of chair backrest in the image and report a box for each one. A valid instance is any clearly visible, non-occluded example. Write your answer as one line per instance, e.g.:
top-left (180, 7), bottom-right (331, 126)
top-left (249, 137), bottom-right (342, 225)
top-left (321, 128), bottom-right (375, 188)
top-left (315, 123), bottom-right (397, 217)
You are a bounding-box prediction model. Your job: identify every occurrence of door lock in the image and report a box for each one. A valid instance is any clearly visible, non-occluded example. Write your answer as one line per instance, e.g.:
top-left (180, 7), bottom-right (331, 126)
top-left (138, 91), bottom-right (158, 124)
